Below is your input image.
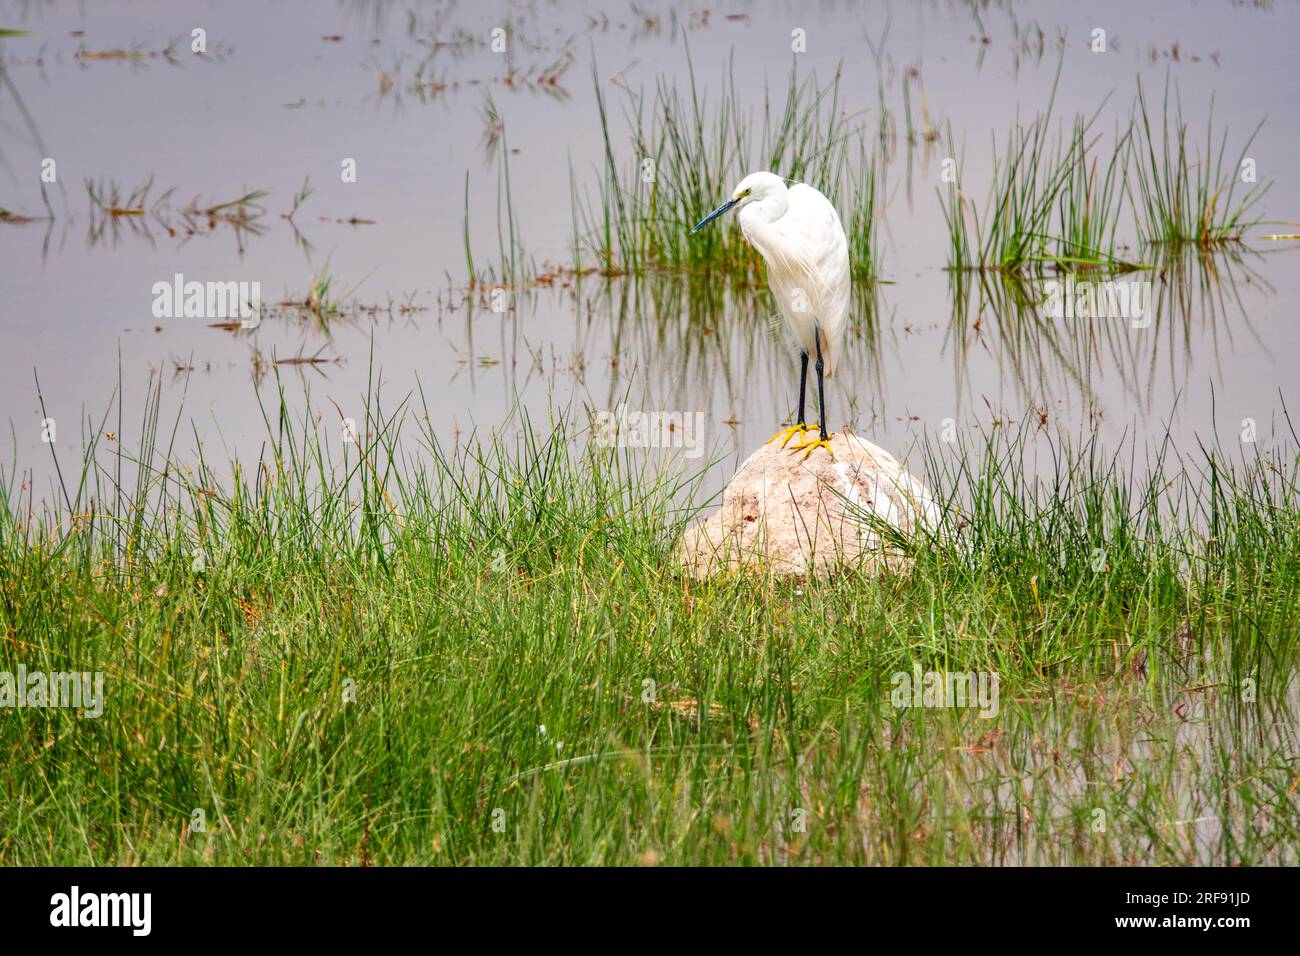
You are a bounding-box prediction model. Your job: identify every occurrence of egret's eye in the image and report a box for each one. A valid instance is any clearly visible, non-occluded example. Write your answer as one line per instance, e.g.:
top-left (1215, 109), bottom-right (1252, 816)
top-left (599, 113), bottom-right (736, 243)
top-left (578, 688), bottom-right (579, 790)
top-left (733, 188), bottom-right (751, 200)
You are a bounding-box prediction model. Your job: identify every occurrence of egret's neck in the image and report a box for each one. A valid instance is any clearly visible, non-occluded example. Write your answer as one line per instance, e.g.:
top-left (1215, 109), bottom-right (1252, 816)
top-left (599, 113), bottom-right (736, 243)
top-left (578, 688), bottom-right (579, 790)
top-left (739, 191), bottom-right (789, 229)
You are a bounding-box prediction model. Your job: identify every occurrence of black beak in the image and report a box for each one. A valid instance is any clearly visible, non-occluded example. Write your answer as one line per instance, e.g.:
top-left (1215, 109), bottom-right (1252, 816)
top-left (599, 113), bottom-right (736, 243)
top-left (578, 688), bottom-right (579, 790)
top-left (692, 197), bottom-right (740, 233)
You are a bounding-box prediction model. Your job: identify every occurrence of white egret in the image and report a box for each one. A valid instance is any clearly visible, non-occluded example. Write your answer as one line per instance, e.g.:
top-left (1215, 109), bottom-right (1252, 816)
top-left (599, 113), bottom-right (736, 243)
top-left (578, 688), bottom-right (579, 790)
top-left (692, 171), bottom-right (850, 459)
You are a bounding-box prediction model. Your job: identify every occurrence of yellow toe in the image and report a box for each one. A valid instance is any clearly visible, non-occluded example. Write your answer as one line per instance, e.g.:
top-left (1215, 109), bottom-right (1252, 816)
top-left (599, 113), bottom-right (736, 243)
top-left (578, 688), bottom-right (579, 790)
top-left (767, 423), bottom-right (813, 448)
top-left (791, 435), bottom-right (834, 460)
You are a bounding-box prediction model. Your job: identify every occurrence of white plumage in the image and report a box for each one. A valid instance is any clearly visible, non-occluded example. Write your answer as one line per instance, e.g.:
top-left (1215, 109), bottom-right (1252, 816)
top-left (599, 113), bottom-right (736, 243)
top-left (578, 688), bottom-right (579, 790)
top-left (734, 175), bottom-right (850, 378)
top-left (692, 170), bottom-right (852, 456)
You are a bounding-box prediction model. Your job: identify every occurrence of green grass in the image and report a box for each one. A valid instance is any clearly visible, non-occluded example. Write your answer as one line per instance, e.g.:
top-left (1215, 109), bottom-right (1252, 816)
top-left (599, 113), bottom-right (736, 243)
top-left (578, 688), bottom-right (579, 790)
top-left (1130, 75), bottom-right (1270, 246)
top-left (541, 52), bottom-right (881, 282)
top-left (1, 368), bottom-right (1297, 865)
top-left (1053, 118), bottom-right (1136, 269)
top-left (939, 66), bottom-right (1140, 274)
top-left (939, 72), bottom-right (1269, 273)
top-left (468, 59), bottom-right (1274, 287)
top-left (465, 53), bottom-right (882, 286)
top-left (939, 60), bottom-right (1068, 273)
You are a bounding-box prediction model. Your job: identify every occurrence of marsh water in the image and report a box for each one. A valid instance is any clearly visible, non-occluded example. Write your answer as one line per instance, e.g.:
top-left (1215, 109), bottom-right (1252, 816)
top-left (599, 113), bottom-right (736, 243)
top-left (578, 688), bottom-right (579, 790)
top-left (2, 0), bottom-right (1298, 499)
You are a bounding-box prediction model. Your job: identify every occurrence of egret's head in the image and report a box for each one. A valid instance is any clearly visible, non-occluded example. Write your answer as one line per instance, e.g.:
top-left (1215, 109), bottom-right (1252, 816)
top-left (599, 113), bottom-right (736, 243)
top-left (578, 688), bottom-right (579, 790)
top-left (692, 171), bottom-right (787, 233)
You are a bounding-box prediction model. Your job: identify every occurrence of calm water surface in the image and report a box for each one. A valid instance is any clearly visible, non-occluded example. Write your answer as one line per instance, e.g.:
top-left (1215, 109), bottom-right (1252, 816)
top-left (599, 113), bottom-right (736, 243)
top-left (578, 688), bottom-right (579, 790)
top-left (2, 0), bottom-right (1297, 499)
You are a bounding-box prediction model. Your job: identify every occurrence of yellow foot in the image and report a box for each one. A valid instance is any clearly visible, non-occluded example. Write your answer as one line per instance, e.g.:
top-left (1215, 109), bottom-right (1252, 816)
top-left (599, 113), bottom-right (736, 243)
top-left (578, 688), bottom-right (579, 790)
top-left (790, 434), bottom-right (834, 460)
top-left (767, 422), bottom-right (814, 449)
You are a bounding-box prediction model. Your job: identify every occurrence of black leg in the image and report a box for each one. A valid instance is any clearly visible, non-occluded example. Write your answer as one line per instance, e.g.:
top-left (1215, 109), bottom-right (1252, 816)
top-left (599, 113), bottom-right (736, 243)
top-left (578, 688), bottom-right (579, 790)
top-left (796, 351), bottom-right (809, 427)
top-left (814, 327), bottom-right (828, 440)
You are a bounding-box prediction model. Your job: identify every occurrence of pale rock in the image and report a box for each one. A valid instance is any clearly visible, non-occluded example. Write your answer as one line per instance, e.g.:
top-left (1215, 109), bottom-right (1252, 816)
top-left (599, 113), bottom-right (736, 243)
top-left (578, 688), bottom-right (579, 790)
top-left (675, 432), bottom-right (942, 578)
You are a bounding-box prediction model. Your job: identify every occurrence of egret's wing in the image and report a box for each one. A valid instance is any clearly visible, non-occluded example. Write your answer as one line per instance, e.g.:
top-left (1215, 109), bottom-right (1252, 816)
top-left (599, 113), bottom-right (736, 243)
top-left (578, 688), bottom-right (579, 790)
top-left (736, 182), bottom-right (852, 370)
top-left (779, 184), bottom-right (851, 315)
top-left (745, 193), bottom-right (820, 290)
top-left (753, 184), bottom-right (851, 372)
